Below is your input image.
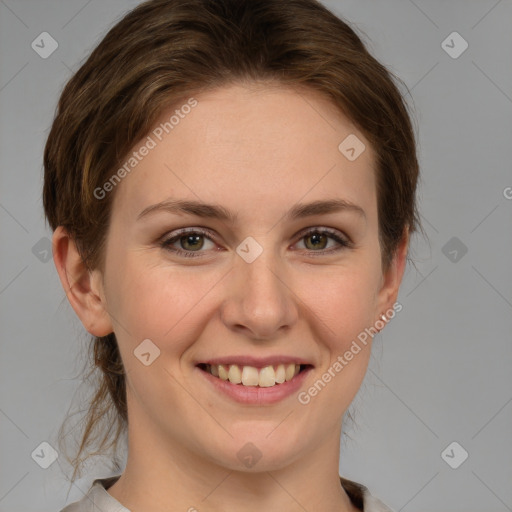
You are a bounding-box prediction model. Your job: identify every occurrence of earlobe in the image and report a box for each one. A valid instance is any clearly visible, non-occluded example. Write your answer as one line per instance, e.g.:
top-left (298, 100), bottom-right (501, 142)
top-left (52, 226), bottom-right (113, 337)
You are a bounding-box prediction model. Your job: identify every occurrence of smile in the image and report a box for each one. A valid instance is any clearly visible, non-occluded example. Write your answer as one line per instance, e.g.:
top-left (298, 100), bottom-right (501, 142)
top-left (198, 363), bottom-right (311, 388)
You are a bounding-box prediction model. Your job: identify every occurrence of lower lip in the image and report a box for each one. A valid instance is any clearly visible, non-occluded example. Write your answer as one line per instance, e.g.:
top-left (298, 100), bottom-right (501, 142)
top-left (196, 366), bottom-right (313, 405)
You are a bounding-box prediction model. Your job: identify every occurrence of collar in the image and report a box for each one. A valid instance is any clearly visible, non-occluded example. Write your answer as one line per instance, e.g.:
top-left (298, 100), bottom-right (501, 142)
top-left (81, 474), bottom-right (394, 512)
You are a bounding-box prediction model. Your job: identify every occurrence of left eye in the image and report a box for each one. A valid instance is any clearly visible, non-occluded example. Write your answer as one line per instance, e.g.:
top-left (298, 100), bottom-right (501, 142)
top-left (296, 229), bottom-right (350, 252)
top-left (160, 227), bottom-right (350, 258)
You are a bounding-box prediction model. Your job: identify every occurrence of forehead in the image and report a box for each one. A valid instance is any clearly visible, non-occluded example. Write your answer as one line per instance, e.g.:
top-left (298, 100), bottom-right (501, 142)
top-left (109, 82), bottom-right (378, 227)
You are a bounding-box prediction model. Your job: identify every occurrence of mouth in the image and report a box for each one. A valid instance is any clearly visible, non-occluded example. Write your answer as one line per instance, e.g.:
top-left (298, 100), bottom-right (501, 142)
top-left (196, 363), bottom-right (313, 388)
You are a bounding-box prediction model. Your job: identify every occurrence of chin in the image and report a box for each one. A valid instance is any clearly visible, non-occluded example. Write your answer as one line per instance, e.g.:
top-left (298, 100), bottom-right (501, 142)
top-left (201, 429), bottom-right (306, 473)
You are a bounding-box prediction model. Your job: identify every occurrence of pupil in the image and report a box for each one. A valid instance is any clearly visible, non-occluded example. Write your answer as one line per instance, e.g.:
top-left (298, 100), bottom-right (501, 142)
top-left (183, 235), bottom-right (203, 250)
top-left (307, 233), bottom-right (326, 249)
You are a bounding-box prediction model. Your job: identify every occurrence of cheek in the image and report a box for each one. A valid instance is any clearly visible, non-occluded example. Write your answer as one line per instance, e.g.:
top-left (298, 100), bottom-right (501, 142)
top-left (297, 264), bottom-right (380, 340)
top-left (105, 252), bottom-right (219, 348)
top-left (295, 268), bottom-right (378, 413)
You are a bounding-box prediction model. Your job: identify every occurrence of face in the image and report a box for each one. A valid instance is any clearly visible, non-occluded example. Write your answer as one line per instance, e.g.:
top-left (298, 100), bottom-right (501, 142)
top-left (61, 82), bottom-right (406, 472)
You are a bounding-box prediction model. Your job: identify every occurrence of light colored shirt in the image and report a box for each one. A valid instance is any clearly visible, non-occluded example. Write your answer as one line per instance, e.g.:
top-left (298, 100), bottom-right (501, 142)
top-left (59, 474), bottom-right (395, 511)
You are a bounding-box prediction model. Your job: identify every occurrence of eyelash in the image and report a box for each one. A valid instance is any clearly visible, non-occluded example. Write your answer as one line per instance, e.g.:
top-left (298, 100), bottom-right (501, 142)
top-left (159, 227), bottom-right (352, 259)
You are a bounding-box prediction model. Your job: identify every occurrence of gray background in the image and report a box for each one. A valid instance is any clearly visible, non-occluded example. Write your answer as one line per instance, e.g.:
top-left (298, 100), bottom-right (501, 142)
top-left (1, 0), bottom-right (511, 511)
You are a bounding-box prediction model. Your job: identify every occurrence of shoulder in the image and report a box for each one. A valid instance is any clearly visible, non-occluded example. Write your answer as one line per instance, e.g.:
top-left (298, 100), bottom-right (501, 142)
top-left (340, 476), bottom-right (396, 512)
top-left (57, 475), bottom-right (125, 512)
top-left (58, 498), bottom-right (88, 512)
top-left (58, 503), bottom-right (81, 512)
top-left (363, 492), bottom-right (396, 512)
top-left (61, 474), bottom-right (394, 512)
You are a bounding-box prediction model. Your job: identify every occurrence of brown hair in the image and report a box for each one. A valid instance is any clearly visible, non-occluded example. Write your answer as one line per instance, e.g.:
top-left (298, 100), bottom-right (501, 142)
top-left (43, 0), bottom-right (422, 483)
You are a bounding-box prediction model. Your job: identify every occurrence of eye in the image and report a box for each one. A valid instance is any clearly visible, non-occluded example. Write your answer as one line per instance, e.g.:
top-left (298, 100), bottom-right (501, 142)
top-left (293, 227), bottom-right (351, 255)
top-left (159, 226), bottom-right (352, 259)
top-left (160, 228), bottom-right (216, 258)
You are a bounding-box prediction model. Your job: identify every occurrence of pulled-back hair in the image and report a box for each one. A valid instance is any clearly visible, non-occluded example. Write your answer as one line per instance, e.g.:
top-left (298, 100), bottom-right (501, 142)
top-left (43, 0), bottom-right (422, 483)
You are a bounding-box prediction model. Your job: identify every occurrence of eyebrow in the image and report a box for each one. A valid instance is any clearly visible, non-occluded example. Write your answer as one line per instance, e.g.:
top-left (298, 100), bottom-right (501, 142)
top-left (136, 198), bottom-right (366, 223)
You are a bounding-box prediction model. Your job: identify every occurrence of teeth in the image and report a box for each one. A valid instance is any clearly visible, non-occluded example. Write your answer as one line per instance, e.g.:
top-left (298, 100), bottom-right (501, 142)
top-left (218, 364), bottom-right (229, 381)
top-left (285, 363), bottom-right (296, 381)
top-left (241, 366), bottom-right (259, 386)
top-left (207, 363), bottom-right (303, 387)
top-left (259, 366), bottom-right (275, 387)
top-left (228, 364), bottom-right (242, 384)
top-left (275, 364), bottom-right (286, 384)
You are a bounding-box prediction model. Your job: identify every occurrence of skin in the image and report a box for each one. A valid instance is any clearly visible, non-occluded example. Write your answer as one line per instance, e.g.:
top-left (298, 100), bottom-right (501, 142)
top-left (53, 82), bottom-right (408, 512)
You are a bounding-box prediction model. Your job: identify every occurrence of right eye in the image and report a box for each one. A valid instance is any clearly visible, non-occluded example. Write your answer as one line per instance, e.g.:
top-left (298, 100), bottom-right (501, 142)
top-left (160, 228), bottom-right (218, 258)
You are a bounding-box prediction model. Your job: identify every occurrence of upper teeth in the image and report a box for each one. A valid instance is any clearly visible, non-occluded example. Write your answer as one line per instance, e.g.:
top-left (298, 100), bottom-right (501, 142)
top-left (207, 363), bottom-right (301, 387)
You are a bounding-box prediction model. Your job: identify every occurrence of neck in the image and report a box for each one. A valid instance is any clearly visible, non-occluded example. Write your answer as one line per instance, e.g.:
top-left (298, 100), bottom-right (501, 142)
top-left (107, 393), bottom-right (359, 512)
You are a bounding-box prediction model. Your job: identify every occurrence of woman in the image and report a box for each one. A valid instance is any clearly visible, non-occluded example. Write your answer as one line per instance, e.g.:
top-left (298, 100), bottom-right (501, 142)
top-left (44, 0), bottom-right (421, 510)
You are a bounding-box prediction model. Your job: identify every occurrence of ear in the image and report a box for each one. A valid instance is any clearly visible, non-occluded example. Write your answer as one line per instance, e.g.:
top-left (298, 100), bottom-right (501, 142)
top-left (375, 227), bottom-right (409, 320)
top-left (52, 226), bottom-right (113, 337)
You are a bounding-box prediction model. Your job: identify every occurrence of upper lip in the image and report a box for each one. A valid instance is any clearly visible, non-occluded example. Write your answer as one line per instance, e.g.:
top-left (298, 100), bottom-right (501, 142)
top-left (197, 355), bottom-right (314, 368)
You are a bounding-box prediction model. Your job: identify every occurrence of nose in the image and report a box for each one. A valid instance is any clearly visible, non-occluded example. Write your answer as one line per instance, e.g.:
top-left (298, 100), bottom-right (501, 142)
top-left (220, 246), bottom-right (299, 340)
